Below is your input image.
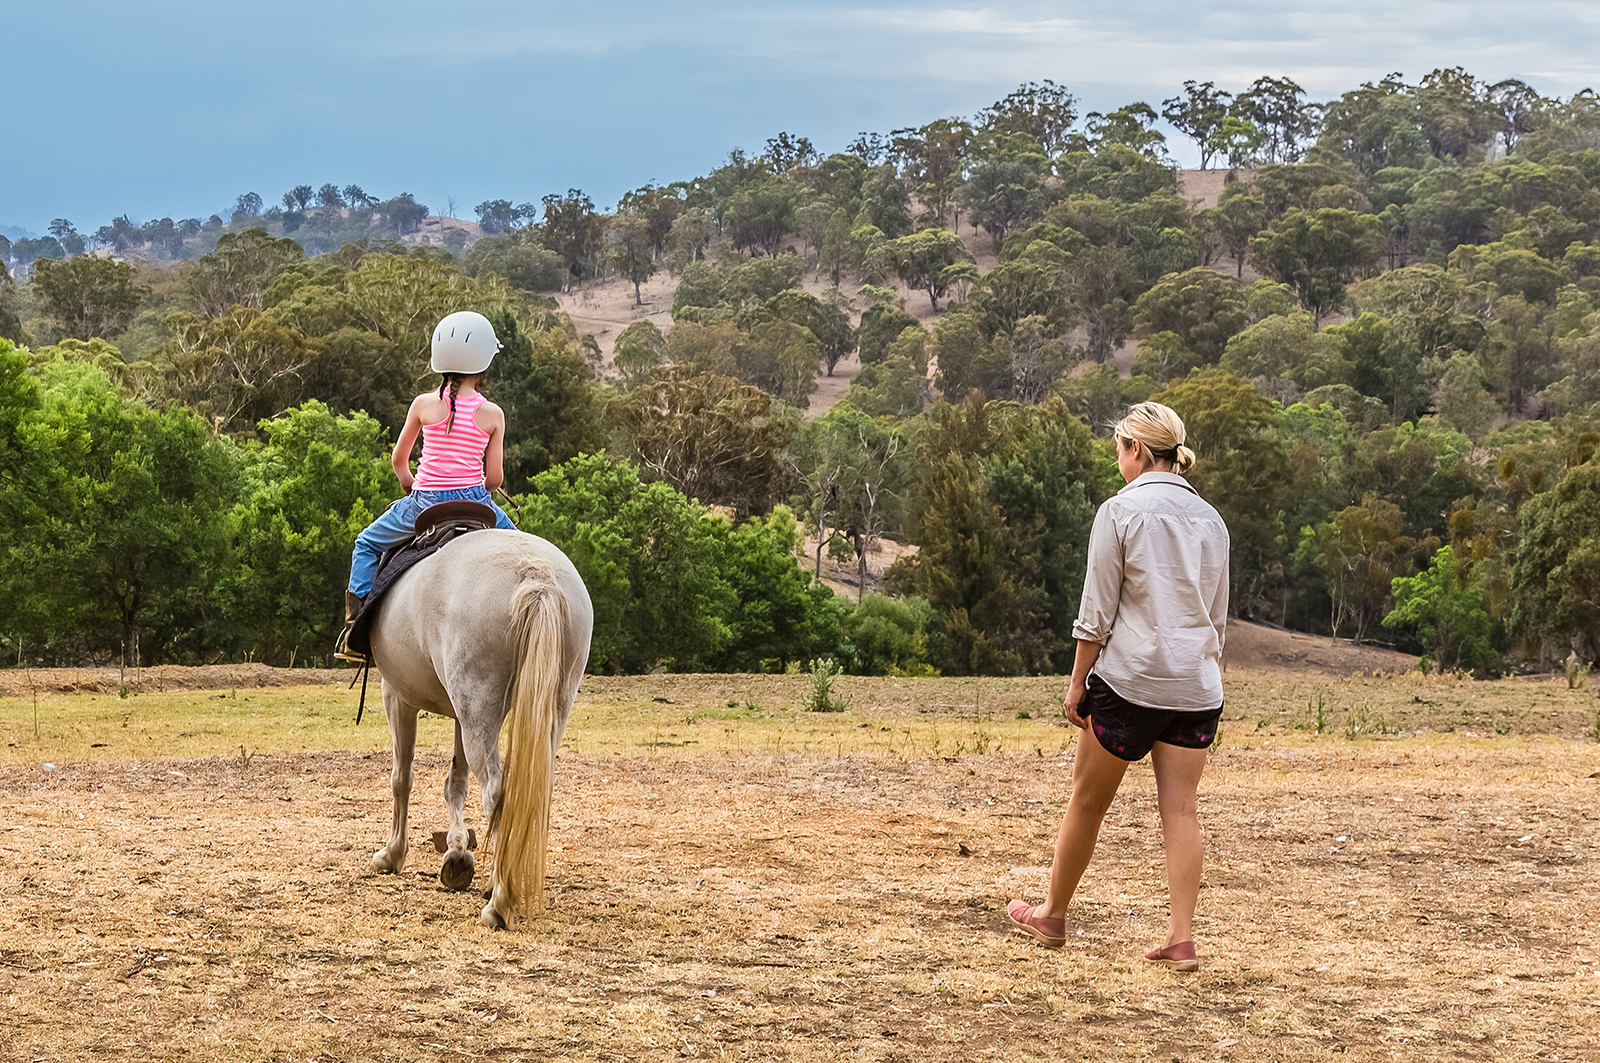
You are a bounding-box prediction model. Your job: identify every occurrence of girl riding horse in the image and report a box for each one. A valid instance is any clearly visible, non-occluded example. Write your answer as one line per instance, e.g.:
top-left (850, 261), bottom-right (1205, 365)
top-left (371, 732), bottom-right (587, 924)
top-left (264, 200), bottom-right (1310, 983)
top-left (336, 310), bottom-right (519, 661)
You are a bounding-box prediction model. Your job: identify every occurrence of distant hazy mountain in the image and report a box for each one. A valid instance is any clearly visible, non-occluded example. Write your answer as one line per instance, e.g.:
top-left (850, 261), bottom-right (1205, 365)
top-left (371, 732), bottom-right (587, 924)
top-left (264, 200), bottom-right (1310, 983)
top-left (0, 224), bottom-right (37, 241)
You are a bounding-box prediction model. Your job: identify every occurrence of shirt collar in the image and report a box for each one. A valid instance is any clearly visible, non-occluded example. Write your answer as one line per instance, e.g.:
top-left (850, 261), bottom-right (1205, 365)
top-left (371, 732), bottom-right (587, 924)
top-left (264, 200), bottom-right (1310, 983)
top-left (1117, 471), bottom-right (1198, 496)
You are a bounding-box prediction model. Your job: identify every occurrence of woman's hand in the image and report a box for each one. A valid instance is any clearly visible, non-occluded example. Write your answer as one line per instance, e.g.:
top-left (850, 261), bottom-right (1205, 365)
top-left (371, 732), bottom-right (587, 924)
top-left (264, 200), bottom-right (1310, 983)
top-left (1064, 677), bottom-right (1089, 729)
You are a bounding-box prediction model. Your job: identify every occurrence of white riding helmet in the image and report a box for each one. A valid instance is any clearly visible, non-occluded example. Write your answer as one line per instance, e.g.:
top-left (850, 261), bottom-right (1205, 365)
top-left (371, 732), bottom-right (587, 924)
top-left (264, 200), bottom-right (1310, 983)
top-left (430, 311), bottom-right (503, 374)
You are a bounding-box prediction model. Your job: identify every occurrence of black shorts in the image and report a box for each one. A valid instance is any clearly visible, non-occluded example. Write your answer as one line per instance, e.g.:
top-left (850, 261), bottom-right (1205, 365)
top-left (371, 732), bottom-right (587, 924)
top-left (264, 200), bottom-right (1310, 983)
top-left (1083, 674), bottom-right (1222, 762)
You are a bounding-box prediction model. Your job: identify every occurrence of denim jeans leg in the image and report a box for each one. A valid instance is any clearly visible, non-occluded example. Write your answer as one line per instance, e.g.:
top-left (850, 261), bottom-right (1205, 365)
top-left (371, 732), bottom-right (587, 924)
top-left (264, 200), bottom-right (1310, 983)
top-left (347, 495), bottom-right (420, 596)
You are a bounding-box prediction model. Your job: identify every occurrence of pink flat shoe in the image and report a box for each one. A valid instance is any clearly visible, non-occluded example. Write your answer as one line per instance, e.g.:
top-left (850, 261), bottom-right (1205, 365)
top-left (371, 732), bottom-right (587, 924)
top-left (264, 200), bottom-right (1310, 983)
top-left (1006, 900), bottom-right (1067, 947)
top-left (1145, 941), bottom-right (1199, 971)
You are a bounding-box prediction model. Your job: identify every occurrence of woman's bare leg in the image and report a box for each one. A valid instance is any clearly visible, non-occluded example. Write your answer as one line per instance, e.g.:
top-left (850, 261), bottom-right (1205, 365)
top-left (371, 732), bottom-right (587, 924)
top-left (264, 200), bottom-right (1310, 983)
top-left (1041, 724), bottom-right (1130, 919)
top-left (1149, 741), bottom-right (1209, 945)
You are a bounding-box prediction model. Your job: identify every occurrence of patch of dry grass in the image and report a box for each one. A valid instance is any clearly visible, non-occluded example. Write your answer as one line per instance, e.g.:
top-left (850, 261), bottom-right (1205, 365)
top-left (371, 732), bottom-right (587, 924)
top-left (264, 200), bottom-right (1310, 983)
top-left (1, 670), bottom-right (1597, 1061)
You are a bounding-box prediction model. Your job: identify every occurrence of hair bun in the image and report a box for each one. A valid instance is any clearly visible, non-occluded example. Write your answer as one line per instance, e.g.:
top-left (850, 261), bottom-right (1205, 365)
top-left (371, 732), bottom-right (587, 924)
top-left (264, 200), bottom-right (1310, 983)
top-left (1174, 444), bottom-right (1197, 474)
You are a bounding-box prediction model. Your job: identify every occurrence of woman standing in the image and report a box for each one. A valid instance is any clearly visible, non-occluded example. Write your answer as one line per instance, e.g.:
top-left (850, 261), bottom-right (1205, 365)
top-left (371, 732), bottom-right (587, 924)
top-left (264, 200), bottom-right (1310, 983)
top-left (1006, 402), bottom-right (1229, 971)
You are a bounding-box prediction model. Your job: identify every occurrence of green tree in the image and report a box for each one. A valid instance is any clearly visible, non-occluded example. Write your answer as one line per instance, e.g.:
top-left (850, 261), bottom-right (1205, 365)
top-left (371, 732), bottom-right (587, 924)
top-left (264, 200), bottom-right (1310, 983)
top-left (1208, 116), bottom-right (1268, 169)
top-left (221, 401), bottom-right (394, 664)
top-left (905, 395), bottom-right (1105, 674)
top-left (671, 260), bottom-right (728, 320)
top-left (845, 328), bottom-right (933, 418)
top-left (734, 320), bottom-right (822, 406)
top-left (791, 406), bottom-right (911, 598)
top-left (612, 320), bottom-right (666, 391)
top-left (1296, 497), bottom-right (1416, 643)
top-left (724, 178), bottom-right (802, 258)
top-left (31, 256), bottom-right (148, 339)
top-left (962, 148), bottom-right (1049, 251)
top-left (873, 227), bottom-right (971, 311)
top-left (512, 454), bottom-right (734, 673)
top-left (339, 253), bottom-right (522, 365)
top-left (767, 288), bottom-right (855, 375)
top-left (1219, 311), bottom-right (1353, 393)
top-left (964, 252), bottom-right (1072, 339)
top-left (1319, 74), bottom-right (1429, 174)
top-left (1347, 265), bottom-right (1491, 422)
top-left (165, 307), bottom-right (323, 432)
top-left (706, 505), bottom-right (841, 671)
top-left (1234, 77), bottom-right (1315, 163)
top-left (976, 80), bottom-right (1077, 154)
top-left (486, 310), bottom-right (608, 493)
top-left (1197, 191), bottom-right (1265, 278)
top-left (607, 365), bottom-right (800, 516)
top-left (890, 119), bottom-right (972, 229)
top-left (1082, 103), bottom-right (1170, 161)
top-left (461, 236), bottom-right (566, 293)
top-left (605, 208), bottom-right (657, 305)
top-left (842, 594), bottom-right (940, 676)
top-left (541, 189), bottom-right (602, 282)
top-left (21, 357), bottom-right (238, 665)
top-left (1250, 207), bottom-right (1383, 321)
top-left (666, 207), bottom-right (714, 271)
top-left (1510, 461), bottom-right (1600, 658)
top-left (1433, 352), bottom-right (1499, 439)
top-left (1162, 81), bottom-right (1232, 169)
top-left (1132, 266), bottom-right (1249, 364)
top-left (856, 297), bottom-right (922, 365)
top-left (1154, 369), bottom-right (1290, 612)
top-left (1385, 545), bottom-right (1497, 672)
top-left (1341, 419), bottom-right (1476, 540)
top-left (0, 340), bottom-right (63, 584)
top-left (1415, 67), bottom-right (1501, 161)
top-left (377, 194), bottom-right (429, 235)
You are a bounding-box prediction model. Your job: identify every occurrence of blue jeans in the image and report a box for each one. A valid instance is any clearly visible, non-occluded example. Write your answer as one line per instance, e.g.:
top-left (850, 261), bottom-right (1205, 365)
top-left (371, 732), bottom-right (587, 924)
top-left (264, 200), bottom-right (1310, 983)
top-left (347, 486), bottom-right (517, 597)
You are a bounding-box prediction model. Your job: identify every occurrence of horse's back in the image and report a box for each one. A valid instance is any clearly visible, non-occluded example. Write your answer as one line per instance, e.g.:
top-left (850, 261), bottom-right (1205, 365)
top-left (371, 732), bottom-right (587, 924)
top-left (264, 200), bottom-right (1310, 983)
top-left (373, 530), bottom-right (593, 717)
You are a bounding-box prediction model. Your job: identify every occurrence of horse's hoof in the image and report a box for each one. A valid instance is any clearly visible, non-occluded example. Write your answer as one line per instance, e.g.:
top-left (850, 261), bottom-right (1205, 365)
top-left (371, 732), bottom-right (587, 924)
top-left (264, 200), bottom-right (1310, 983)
top-left (371, 848), bottom-right (401, 874)
top-left (440, 849), bottom-right (475, 891)
top-left (479, 903), bottom-right (507, 931)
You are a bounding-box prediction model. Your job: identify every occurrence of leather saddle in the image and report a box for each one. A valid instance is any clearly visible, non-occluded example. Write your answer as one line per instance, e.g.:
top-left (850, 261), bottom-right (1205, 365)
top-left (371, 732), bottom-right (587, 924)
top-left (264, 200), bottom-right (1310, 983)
top-left (343, 500), bottom-right (499, 662)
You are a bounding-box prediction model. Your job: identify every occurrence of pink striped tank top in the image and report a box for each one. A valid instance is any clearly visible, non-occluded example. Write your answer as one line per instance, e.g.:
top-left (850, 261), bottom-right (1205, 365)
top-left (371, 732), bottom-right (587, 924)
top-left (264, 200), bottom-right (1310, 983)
top-left (413, 392), bottom-right (492, 490)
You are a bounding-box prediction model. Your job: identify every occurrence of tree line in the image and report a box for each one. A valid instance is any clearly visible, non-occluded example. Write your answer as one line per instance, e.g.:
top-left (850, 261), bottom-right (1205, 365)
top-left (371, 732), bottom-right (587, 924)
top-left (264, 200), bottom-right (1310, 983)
top-left (4, 67), bottom-right (1600, 676)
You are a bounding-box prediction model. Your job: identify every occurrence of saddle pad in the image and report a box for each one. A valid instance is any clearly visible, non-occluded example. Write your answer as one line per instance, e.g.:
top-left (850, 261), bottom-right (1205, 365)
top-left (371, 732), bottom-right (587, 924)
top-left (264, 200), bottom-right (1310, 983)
top-left (344, 507), bottom-right (495, 661)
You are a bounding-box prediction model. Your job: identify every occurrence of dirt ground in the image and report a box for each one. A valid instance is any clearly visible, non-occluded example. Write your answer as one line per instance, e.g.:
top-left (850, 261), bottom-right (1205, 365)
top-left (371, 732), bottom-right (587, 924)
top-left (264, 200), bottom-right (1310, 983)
top-left (0, 622), bottom-right (1412, 699)
top-left (0, 663), bottom-right (349, 698)
top-left (2, 709), bottom-right (1596, 1061)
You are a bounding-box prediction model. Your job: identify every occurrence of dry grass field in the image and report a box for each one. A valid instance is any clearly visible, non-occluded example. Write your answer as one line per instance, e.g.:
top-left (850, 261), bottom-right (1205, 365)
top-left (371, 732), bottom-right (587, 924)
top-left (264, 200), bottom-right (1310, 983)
top-left (1, 667), bottom-right (1597, 1062)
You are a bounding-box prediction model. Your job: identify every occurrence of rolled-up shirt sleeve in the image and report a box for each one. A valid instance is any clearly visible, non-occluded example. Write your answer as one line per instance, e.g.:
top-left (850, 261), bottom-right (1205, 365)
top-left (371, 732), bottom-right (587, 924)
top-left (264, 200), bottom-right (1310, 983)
top-left (1071, 505), bottom-right (1123, 644)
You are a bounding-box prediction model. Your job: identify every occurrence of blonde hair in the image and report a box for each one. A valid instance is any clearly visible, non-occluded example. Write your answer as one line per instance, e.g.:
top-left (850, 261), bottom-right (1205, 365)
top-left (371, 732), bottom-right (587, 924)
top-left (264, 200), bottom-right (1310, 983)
top-left (1114, 402), bottom-right (1196, 475)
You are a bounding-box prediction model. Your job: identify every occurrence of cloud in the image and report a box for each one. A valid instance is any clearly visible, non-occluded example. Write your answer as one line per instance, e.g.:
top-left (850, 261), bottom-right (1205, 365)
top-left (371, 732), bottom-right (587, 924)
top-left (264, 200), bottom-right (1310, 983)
top-left (747, 1), bottom-right (1600, 97)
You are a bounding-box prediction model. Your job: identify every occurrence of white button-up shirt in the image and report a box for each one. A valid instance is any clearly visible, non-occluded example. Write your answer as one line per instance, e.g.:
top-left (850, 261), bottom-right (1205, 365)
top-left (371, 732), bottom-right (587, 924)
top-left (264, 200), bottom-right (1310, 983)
top-left (1071, 472), bottom-right (1230, 710)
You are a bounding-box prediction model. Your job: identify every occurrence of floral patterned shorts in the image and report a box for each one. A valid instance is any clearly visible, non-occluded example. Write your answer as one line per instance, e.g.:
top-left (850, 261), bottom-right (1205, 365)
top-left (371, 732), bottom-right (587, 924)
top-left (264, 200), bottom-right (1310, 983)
top-left (1084, 674), bottom-right (1222, 762)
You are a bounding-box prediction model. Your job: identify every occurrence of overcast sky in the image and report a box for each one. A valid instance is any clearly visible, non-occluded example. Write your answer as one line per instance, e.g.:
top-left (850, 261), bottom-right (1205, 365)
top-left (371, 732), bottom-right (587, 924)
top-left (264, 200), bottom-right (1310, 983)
top-left (4, 0), bottom-right (1600, 237)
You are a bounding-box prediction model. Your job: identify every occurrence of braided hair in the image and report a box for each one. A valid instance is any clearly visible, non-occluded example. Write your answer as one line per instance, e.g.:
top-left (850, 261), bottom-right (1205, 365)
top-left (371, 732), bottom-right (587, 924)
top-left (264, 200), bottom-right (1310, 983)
top-left (438, 373), bottom-right (464, 433)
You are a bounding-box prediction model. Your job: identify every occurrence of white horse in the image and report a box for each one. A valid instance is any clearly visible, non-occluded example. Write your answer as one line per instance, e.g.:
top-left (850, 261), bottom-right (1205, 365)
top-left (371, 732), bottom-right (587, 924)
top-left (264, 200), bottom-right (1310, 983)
top-left (365, 529), bottom-right (593, 929)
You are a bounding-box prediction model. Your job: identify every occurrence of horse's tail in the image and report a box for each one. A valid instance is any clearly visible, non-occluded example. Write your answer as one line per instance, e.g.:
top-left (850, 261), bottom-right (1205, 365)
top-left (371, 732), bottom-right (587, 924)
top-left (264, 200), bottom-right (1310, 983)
top-left (490, 559), bottom-right (569, 926)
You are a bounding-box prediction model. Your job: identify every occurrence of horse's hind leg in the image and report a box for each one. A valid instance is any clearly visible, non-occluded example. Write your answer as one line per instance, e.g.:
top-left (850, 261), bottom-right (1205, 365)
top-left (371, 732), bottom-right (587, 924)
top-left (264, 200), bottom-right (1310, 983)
top-left (455, 700), bottom-right (508, 929)
top-left (371, 683), bottom-right (418, 874)
top-left (438, 722), bottom-right (475, 891)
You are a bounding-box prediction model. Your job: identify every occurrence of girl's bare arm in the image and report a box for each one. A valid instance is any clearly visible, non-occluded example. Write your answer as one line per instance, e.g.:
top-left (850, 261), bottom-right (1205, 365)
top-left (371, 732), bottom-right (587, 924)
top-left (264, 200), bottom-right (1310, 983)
top-left (391, 399), bottom-right (425, 491)
top-left (480, 401), bottom-right (507, 492)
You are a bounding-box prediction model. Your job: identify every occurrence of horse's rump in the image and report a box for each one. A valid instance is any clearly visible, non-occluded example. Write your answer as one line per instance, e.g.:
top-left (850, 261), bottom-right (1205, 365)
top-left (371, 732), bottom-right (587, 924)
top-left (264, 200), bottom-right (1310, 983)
top-left (368, 531), bottom-right (593, 929)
